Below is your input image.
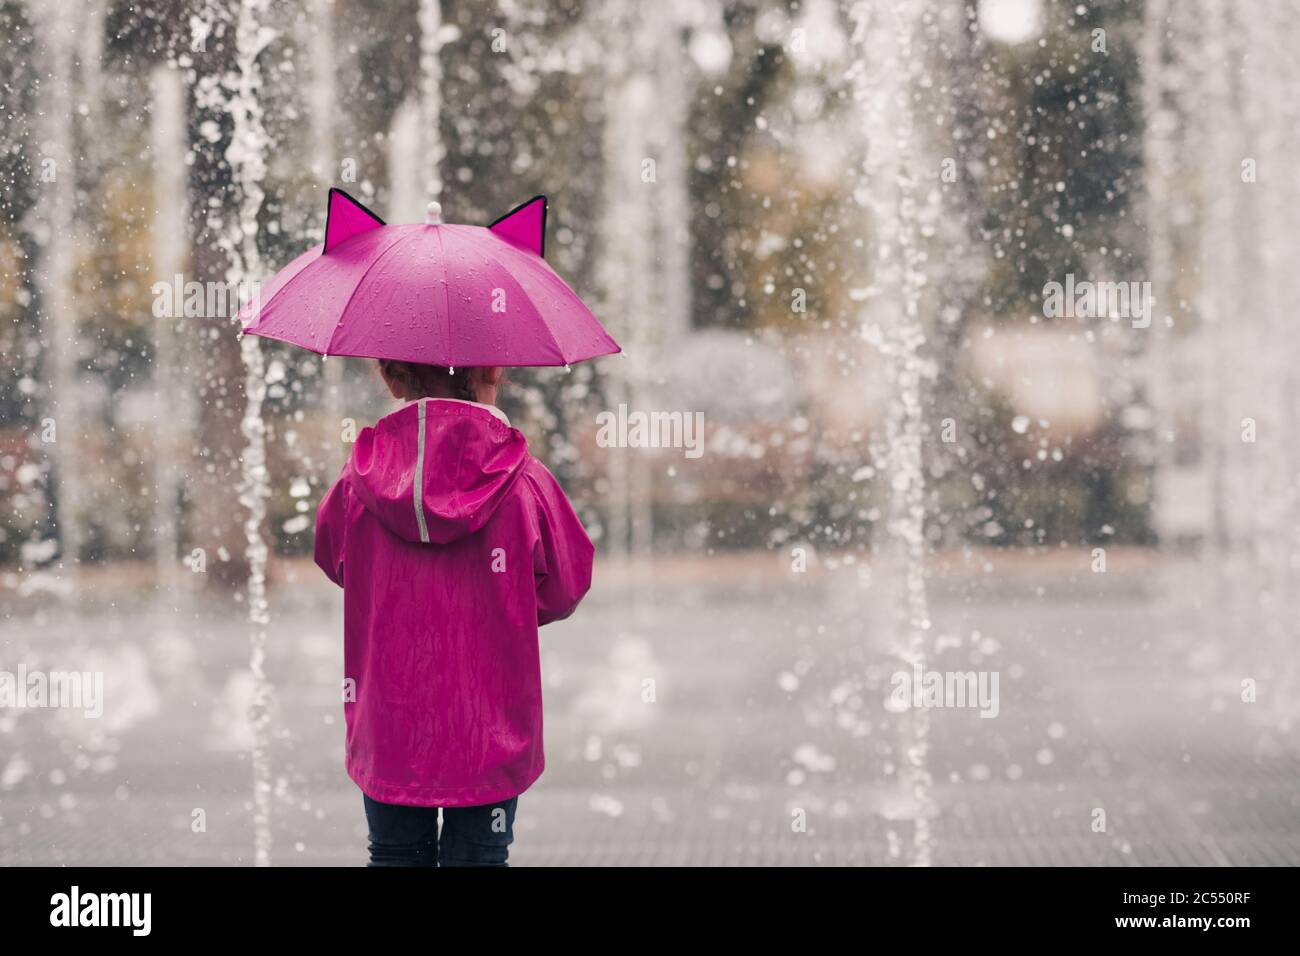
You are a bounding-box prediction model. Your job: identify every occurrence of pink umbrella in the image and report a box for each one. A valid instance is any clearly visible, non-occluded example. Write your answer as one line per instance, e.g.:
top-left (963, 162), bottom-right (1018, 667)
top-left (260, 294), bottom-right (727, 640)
top-left (238, 189), bottom-right (620, 368)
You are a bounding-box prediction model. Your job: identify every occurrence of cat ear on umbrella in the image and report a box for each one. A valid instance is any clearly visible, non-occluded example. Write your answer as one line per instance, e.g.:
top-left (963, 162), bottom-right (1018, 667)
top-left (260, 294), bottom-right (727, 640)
top-left (488, 195), bottom-right (547, 258)
top-left (323, 188), bottom-right (386, 253)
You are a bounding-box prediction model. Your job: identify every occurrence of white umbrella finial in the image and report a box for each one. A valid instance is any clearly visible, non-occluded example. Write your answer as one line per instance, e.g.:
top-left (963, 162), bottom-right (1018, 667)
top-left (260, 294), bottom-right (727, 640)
top-left (425, 201), bottom-right (443, 225)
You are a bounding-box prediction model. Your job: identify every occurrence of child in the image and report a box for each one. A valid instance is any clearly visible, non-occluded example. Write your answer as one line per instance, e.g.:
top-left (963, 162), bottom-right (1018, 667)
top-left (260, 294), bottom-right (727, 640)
top-left (314, 359), bottom-right (594, 866)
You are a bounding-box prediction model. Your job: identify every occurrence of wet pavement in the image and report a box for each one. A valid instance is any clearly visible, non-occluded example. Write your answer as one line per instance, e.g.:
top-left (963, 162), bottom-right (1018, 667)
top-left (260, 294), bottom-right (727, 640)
top-left (2, 550), bottom-right (1297, 866)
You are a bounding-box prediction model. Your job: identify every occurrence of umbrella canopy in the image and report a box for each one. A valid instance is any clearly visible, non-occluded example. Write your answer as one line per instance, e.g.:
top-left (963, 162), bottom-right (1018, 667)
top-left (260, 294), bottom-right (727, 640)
top-left (238, 189), bottom-right (620, 368)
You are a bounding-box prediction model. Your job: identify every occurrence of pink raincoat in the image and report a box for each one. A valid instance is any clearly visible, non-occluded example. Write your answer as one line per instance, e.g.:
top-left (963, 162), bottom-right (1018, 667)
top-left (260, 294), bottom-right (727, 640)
top-left (314, 398), bottom-right (594, 806)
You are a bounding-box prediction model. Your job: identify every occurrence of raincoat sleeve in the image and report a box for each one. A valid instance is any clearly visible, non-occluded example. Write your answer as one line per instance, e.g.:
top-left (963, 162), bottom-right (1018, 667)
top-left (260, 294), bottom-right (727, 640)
top-left (528, 464), bottom-right (595, 627)
top-left (314, 475), bottom-right (349, 588)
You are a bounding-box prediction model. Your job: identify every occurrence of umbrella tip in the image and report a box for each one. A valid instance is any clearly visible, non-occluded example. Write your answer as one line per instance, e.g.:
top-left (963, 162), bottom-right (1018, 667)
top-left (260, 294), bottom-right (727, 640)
top-left (425, 201), bottom-right (443, 225)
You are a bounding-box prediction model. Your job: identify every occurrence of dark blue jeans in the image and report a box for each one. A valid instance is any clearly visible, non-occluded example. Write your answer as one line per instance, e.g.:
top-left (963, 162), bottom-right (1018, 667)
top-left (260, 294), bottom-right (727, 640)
top-left (362, 793), bottom-right (518, 867)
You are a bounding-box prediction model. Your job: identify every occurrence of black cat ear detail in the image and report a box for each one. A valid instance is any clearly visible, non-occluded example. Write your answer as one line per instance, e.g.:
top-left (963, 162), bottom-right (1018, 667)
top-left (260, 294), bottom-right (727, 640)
top-left (324, 188), bottom-right (386, 253)
top-left (488, 195), bottom-right (547, 257)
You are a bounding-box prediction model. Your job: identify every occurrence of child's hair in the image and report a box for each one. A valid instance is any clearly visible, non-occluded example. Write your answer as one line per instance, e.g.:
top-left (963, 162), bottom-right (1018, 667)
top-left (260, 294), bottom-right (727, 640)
top-left (378, 359), bottom-right (478, 402)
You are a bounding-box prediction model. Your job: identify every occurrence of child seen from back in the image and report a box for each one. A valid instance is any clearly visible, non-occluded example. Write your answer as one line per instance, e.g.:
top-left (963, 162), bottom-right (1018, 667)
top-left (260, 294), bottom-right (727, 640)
top-left (314, 360), bottom-right (594, 867)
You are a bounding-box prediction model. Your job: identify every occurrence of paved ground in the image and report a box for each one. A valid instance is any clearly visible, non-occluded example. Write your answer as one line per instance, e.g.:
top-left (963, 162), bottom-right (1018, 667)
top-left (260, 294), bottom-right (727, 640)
top-left (2, 550), bottom-right (1298, 866)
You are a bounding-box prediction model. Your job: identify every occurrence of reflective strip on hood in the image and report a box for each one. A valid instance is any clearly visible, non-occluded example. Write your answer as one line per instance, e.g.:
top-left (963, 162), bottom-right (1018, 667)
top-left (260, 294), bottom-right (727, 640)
top-left (346, 397), bottom-right (529, 544)
top-left (413, 399), bottom-right (430, 543)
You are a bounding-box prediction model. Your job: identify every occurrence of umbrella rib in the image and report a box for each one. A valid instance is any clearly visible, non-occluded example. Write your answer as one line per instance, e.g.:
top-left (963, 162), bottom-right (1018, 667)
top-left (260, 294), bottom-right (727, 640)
top-left (488, 247), bottom-right (568, 364)
top-left (323, 231), bottom-right (411, 356)
top-left (435, 226), bottom-right (453, 369)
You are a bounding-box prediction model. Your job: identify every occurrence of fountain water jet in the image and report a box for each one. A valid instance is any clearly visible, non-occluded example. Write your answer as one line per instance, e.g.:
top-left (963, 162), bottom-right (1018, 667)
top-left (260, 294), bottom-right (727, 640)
top-left (149, 65), bottom-right (190, 606)
top-left (594, 1), bottom-right (702, 618)
top-left (223, 0), bottom-right (276, 867)
top-left (29, 3), bottom-right (84, 594)
top-left (417, 0), bottom-right (445, 204)
top-left (305, 0), bottom-right (346, 465)
top-left (595, 0), bottom-right (654, 609)
top-left (849, 0), bottom-right (937, 867)
top-left (1145, 0), bottom-right (1300, 729)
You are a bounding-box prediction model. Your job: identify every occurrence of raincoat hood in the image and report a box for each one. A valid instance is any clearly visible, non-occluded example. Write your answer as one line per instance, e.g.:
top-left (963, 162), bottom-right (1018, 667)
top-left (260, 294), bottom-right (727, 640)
top-left (347, 398), bottom-right (527, 544)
